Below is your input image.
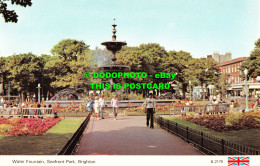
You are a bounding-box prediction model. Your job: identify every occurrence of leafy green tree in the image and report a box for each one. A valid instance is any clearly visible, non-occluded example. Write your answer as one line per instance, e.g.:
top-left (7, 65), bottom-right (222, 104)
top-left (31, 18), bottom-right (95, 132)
top-left (164, 50), bottom-right (193, 96)
top-left (0, 0), bottom-right (32, 23)
top-left (117, 46), bottom-right (147, 73)
top-left (217, 74), bottom-right (230, 97)
top-left (188, 57), bottom-right (220, 100)
top-left (0, 57), bottom-right (6, 95)
top-left (241, 38), bottom-right (260, 78)
top-left (3, 53), bottom-right (44, 100)
top-left (46, 39), bottom-right (95, 92)
top-left (0, 57), bottom-right (6, 70)
top-left (57, 51), bottom-right (96, 89)
top-left (51, 39), bottom-right (89, 61)
top-left (117, 43), bottom-right (168, 95)
top-left (139, 43), bottom-right (168, 75)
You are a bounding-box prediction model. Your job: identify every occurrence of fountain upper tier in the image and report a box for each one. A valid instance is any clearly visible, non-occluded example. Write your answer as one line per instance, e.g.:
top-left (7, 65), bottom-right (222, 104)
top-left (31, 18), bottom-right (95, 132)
top-left (101, 40), bottom-right (126, 62)
top-left (99, 22), bottom-right (130, 72)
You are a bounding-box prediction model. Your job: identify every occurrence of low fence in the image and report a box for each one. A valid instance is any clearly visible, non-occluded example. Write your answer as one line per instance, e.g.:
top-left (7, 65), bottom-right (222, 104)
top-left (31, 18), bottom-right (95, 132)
top-left (169, 104), bottom-right (230, 116)
top-left (155, 116), bottom-right (259, 155)
top-left (45, 99), bottom-right (180, 108)
top-left (0, 108), bottom-right (53, 117)
top-left (57, 113), bottom-right (91, 155)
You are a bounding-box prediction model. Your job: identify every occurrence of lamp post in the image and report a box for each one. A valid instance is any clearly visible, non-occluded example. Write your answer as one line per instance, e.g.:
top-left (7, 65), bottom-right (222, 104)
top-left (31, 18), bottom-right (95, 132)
top-left (0, 69), bottom-right (3, 96)
top-left (37, 83), bottom-right (41, 102)
top-left (231, 77), bottom-right (234, 97)
top-left (189, 80), bottom-right (191, 102)
top-left (244, 68), bottom-right (249, 112)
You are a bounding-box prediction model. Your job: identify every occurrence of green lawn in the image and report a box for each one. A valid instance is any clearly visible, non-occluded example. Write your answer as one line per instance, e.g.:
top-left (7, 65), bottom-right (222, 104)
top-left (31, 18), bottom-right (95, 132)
top-left (167, 117), bottom-right (260, 150)
top-left (57, 112), bottom-right (108, 117)
top-left (0, 119), bottom-right (84, 155)
top-left (57, 112), bottom-right (89, 117)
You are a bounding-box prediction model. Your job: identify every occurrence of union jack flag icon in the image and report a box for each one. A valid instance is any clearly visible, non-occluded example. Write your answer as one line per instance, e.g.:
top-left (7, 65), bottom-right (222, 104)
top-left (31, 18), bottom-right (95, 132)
top-left (228, 157), bottom-right (250, 166)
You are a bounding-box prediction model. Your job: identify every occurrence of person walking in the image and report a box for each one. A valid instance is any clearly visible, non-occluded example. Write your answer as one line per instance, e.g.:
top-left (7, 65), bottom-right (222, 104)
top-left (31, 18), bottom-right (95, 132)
top-left (99, 94), bottom-right (106, 119)
top-left (86, 96), bottom-right (94, 118)
top-left (94, 96), bottom-right (100, 120)
top-left (144, 93), bottom-right (155, 129)
top-left (111, 95), bottom-right (119, 120)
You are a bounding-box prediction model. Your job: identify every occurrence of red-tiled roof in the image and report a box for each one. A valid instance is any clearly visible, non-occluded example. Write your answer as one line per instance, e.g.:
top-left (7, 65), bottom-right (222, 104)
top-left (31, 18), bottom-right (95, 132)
top-left (217, 57), bottom-right (248, 67)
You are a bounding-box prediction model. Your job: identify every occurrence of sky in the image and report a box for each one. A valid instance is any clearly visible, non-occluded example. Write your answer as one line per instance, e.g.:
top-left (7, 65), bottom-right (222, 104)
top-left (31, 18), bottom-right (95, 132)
top-left (0, 0), bottom-right (260, 59)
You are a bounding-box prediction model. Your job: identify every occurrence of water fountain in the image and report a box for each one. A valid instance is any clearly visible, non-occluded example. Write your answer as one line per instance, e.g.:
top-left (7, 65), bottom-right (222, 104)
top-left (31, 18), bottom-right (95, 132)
top-left (46, 20), bottom-right (130, 106)
top-left (49, 88), bottom-right (84, 101)
top-left (45, 88), bottom-right (85, 107)
top-left (99, 19), bottom-right (130, 92)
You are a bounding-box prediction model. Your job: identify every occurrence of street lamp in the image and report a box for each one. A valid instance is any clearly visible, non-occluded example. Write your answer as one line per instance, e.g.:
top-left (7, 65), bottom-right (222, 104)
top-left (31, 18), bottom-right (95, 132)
top-left (244, 68), bottom-right (249, 112)
top-left (0, 69), bottom-right (3, 96)
top-left (231, 77), bottom-right (234, 97)
top-left (36, 83), bottom-right (41, 102)
top-left (189, 80), bottom-right (191, 102)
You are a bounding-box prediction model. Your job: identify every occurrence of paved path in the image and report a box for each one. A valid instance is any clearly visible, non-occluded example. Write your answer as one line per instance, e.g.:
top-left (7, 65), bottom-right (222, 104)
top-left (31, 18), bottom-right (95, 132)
top-left (76, 116), bottom-right (203, 155)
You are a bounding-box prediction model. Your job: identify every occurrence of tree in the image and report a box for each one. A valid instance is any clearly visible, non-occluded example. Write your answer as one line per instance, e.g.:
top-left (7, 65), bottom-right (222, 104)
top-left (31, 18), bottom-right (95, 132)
top-left (117, 43), bottom-right (168, 95)
top-left (3, 53), bottom-right (44, 101)
top-left (51, 39), bottom-right (89, 61)
top-left (46, 39), bottom-right (95, 92)
top-left (139, 43), bottom-right (168, 75)
top-left (0, 57), bottom-right (6, 95)
top-left (241, 38), bottom-right (260, 78)
top-left (0, 0), bottom-right (32, 23)
top-left (0, 57), bottom-right (5, 70)
top-left (163, 50), bottom-right (193, 96)
top-left (217, 74), bottom-right (230, 97)
top-left (188, 57), bottom-right (220, 100)
top-left (117, 46), bottom-right (148, 73)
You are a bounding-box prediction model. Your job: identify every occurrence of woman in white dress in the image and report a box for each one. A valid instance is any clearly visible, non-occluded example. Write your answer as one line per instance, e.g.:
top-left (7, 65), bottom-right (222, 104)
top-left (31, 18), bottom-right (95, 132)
top-left (94, 96), bottom-right (100, 120)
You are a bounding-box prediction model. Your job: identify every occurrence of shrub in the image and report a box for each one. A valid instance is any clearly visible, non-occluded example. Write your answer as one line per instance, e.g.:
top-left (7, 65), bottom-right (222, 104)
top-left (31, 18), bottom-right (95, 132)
top-left (0, 124), bottom-right (12, 135)
top-left (186, 112), bottom-right (196, 118)
top-left (126, 92), bottom-right (144, 100)
top-left (179, 111), bottom-right (260, 132)
top-left (225, 111), bottom-right (243, 126)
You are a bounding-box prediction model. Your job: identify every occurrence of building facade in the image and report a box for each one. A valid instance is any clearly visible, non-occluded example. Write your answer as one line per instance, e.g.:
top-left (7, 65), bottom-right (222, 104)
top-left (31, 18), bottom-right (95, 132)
top-left (217, 57), bottom-right (260, 97)
top-left (213, 51), bottom-right (232, 63)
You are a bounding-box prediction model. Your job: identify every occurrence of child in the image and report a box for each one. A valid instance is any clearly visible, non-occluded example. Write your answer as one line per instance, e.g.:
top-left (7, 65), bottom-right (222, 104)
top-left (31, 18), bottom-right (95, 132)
top-left (94, 96), bottom-right (100, 120)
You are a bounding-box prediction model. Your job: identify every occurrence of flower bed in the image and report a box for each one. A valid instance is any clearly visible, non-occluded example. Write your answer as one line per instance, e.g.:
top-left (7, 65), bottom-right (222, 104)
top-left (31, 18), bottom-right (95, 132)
top-left (0, 117), bottom-right (61, 136)
top-left (179, 111), bottom-right (260, 132)
top-left (52, 102), bottom-right (88, 113)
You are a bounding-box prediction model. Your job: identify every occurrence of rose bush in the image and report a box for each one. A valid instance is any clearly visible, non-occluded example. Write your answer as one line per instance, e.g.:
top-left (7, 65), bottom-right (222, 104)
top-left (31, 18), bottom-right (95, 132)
top-left (0, 117), bottom-right (61, 136)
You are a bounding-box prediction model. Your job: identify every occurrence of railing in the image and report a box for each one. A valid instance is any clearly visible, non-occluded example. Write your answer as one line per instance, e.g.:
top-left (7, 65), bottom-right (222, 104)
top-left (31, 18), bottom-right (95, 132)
top-left (169, 104), bottom-right (230, 116)
top-left (45, 99), bottom-right (181, 108)
top-left (57, 113), bottom-right (91, 155)
top-left (155, 116), bottom-right (259, 155)
top-left (0, 107), bottom-right (53, 117)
